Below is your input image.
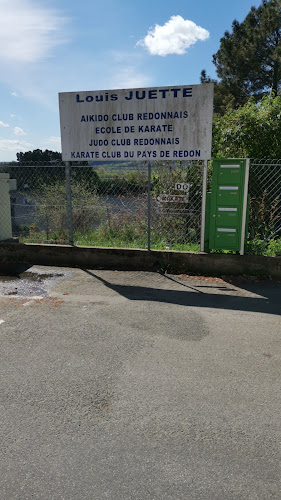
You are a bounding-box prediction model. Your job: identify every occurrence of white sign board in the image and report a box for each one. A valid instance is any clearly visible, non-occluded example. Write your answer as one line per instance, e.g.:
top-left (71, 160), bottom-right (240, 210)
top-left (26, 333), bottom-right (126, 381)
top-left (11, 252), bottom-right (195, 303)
top-left (175, 183), bottom-right (191, 192)
top-left (59, 84), bottom-right (214, 162)
top-left (157, 194), bottom-right (189, 203)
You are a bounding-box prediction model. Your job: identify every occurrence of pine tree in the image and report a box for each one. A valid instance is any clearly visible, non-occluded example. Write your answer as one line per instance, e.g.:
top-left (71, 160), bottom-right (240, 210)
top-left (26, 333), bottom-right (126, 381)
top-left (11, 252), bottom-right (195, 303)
top-left (211, 0), bottom-right (281, 109)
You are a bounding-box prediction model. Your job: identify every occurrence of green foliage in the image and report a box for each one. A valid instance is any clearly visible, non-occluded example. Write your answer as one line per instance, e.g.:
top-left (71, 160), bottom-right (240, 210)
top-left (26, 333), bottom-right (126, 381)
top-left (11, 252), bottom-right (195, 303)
top-left (200, 70), bottom-right (237, 116)
top-left (17, 149), bottom-right (62, 163)
top-left (71, 167), bottom-right (100, 191)
top-left (248, 190), bottom-right (280, 240)
top-left (32, 181), bottom-right (106, 238)
top-left (151, 160), bottom-right (203, 197)
top-left (212, 94), bottom-right (281, 158)
top-left (4, 165), bottom-right (100, 192)
top-left (246, 237), bottom-right (281, 256)
top-left (96, 168), bottom-right (147, 195)
top-left (21, 226), bottom-right (200, 252)
top-left (76, 217), bottom-right (147, 248)
top-left (212, 0), bottom-right (281, 107)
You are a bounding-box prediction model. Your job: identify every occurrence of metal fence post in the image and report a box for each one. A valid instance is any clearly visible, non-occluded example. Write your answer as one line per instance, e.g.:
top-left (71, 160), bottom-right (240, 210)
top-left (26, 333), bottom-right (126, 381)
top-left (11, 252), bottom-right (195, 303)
top-left (200, 159), bottom-right (208, 252)
top-left (65, 162), bottom-right (73, 245)
top-left (240, 158), bottom-right (250, 255)
top-left (147, 161), bottom-right (151, 250)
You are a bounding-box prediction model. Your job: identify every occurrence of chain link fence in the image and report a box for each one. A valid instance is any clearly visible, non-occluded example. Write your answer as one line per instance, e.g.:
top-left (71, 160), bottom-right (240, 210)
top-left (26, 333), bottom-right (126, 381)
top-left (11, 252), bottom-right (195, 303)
top-left (248, 159), bottom-right (281, 241)
top-left (0, 159), bottom-right (280, 254)
top-left (0, 160), bottom-right (205, 251)
top-left (149, 161), bottom-right (206, 250)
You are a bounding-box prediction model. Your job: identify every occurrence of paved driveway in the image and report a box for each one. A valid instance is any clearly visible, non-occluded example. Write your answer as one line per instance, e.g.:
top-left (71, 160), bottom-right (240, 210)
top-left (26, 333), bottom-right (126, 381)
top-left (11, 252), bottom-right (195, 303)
top-left (1, 267), bottom-right (281, 499)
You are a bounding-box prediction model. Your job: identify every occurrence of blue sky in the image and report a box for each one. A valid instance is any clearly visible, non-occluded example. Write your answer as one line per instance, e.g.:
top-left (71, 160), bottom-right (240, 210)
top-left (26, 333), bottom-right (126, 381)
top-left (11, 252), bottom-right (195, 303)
top-left (0, 0), bottom-right (262, 161)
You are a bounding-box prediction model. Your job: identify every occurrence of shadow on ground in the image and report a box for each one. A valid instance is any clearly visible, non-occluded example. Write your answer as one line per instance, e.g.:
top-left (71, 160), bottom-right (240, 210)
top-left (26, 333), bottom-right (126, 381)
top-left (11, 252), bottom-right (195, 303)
top-left (82, 269), bottom-right (281, 317)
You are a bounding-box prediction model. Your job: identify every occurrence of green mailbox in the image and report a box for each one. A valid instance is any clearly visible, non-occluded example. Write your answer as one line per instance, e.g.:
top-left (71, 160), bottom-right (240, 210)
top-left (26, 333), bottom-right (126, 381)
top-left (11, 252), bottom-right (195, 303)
top-left (206, 159), bottom-right (249, 254)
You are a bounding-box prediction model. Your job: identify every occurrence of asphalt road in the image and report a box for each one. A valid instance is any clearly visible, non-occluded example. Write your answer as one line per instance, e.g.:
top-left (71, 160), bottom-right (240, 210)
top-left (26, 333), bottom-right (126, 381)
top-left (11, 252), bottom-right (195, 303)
top-left (1, 267), bottom-right (281, 500)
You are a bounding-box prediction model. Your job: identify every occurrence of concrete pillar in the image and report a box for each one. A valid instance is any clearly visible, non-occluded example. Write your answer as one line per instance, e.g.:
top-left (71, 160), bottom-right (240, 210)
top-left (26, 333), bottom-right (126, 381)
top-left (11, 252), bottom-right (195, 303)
top-left (0, 173), bottom-right (16, 241)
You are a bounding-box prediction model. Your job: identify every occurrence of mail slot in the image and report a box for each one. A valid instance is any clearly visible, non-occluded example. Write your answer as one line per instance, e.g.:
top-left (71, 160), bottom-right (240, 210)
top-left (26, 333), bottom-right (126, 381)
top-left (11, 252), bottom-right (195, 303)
top-left (216, 207), bottom-right (239, 226)
top-left (218, 186), bottom-right (240, 205)
top-left (215, 227), bottom-right (238, 249)
top-left (219, 164), bottom-right (242, 184)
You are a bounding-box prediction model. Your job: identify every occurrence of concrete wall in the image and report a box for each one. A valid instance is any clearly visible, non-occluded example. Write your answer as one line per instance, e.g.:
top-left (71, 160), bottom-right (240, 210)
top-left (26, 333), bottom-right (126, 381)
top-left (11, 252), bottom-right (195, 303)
top-left (0, 242), bottom-right (281, 279)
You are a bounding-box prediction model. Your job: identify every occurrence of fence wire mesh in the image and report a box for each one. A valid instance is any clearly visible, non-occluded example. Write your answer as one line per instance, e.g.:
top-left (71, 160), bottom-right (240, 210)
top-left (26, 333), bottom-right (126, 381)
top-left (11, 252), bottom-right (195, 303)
top-left (0, 161), bottom-right (206, 250)
top-left (2, 164), bottom-right (69, 244)
top-left (248, 159), bottom-right (281, 241)
top-left (0, 159), bottom-right (280, 253)
top-left (70, 162), bottom-right (149, 248)
top-left (149, 161), bottom-right (205, 250)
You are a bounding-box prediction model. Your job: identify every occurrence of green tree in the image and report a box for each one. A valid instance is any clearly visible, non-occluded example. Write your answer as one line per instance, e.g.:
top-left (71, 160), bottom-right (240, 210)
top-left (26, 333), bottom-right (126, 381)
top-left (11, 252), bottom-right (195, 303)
top-left (16, 149), bottom-right (62, 164)
top-left (209, 0), bottom-right (281, 109)
top-left (212, 94), bottom-right (281, 242)
top-left (200, 70), bottom-right (236, 115)
top-left (14, 149), bottom-right (65, 189)
top-left (14, 148), bottom-right (99, 190)
top-left (212, 94), bottom-right (281, 158)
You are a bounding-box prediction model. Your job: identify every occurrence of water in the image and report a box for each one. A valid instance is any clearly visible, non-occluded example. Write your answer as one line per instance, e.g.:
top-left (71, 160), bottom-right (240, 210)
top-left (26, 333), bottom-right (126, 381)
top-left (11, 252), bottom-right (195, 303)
top-left (0, 268), bottom-right (66, 297)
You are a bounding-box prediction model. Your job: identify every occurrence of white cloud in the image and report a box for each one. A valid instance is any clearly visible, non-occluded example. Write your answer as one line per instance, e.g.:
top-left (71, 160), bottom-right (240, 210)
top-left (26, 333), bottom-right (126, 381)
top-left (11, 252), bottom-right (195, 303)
top-left (0, 120), bottom-right (9, 127)
top-left (138, 15), bottom-right (209, 56)
top-left (107, 50), bottom-right (151, 89)
top-left (14, 127), bottom-right (26, 136)
top-left (42, 136), bottom-right (61, 151)
top-left (0, 0), bottom-right (68, 63)
top-left (0, 139), bottom-right (33, 152)
top-left (110, 67), bottom-right (152, 89)
top-left (10, 91), bottom-right (18, 97)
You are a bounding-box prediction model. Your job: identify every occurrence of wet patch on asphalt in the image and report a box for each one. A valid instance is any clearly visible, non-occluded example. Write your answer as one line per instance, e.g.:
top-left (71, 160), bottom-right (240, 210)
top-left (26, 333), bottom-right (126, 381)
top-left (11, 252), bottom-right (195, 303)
top-left (0, 268), bottom-right (70, 297)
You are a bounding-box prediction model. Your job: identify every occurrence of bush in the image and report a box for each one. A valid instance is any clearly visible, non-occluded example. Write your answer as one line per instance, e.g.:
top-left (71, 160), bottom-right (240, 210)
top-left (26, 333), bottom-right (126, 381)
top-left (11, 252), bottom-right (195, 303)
top-left (32, 181), bottom-right (106, 236)
top-left (213, 94), bottom-right (281, 158)
top-left (248, 191), bottom-right (280, 240)
top-left (247, 238), bottom-right (281, 256)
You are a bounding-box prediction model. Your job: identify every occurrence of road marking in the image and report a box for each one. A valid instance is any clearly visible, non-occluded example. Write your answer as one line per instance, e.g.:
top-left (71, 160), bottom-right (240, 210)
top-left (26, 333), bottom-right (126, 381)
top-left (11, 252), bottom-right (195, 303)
top-left (0, 319), bottom-right (5, 325)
